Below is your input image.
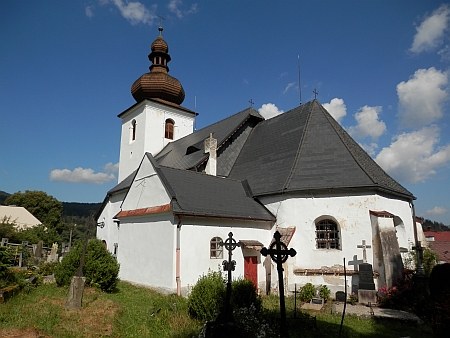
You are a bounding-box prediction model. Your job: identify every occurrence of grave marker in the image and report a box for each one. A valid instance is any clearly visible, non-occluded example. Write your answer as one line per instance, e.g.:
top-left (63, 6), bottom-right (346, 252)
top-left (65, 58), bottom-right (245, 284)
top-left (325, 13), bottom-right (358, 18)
top-left (220, 232), bottom-right (240, 322)
top-left (261, 231), bottom-right (296, 338)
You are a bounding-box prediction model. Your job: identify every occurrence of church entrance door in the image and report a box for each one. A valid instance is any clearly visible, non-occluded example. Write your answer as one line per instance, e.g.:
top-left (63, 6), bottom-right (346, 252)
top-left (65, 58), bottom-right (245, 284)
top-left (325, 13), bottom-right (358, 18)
top-left (244, 256), bottom-right (258, 288)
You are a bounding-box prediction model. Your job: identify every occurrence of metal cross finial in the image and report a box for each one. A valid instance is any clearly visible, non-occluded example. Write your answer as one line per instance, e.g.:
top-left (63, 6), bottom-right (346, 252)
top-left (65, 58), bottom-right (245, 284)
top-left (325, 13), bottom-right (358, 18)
top-left (261, 231), bottom-right (296, 337)
top-left (357, 240), bottom-right (372, 263)
top-left (157, 14), bottom-right (165, 35)
top-left (313, 89), bottom-right (318, 99)
top-left (249, 99), bottom-right (254, 107)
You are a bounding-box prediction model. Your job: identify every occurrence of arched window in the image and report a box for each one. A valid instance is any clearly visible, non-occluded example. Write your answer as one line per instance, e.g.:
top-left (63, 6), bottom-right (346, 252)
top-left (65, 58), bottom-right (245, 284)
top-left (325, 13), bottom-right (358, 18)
top-left (316, 219), bottom-right (340, 249)
top-left (210, 237), bottom-right (223, 259)
top-left (131, 119), bottom-right (137, 141)
top-left (165, 119), bottom-right (174, 140)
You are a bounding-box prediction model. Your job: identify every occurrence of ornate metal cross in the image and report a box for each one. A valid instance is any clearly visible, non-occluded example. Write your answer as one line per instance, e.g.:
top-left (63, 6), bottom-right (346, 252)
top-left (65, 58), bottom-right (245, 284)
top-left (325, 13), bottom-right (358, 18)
top-left (261, 231), bottom-right (296, 338)
top-left (357, 240), bottom-right (372, 263)
top-left (249, 99), bottom-right (254, 107)
top-left (313, 88), bottom-right (318, 99)
top-left (220, 232), bottom-right (240, 322)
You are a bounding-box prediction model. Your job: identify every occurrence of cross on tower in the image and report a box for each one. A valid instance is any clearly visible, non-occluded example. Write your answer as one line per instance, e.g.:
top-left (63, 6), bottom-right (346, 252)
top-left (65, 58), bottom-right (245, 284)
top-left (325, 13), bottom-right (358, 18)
top-left (313, 89), bottom-right (318, 99)
top-left (261, 231), bottom-right (296, 338)
top-left (220, 232), bottom-right (240, 322)
top-left (249, 99), bottom-right (254, 107)
top-left (357, 240), bottom-right (372, 263)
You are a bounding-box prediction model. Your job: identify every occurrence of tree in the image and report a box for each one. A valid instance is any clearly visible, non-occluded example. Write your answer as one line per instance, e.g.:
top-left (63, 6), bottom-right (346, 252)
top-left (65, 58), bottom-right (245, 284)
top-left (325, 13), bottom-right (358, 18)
top-left (5, 190), bottom-right (63, 233)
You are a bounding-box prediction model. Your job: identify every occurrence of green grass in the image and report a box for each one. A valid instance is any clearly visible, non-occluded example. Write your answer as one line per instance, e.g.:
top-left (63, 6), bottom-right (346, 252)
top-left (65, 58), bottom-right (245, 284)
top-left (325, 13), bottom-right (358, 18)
top-left (0, 283), bottom-right (433, 338)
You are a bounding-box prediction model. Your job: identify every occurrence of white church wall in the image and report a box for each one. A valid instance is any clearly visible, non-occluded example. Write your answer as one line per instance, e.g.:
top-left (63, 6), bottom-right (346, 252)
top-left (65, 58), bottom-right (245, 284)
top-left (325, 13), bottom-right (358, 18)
top-left (96, 191), bottom-right (126, 255)
top-left (117, 212), bottom-right (177, 290)
top-left (260, 192), bottom-right (415, 294)
top-left (178, 217), bottom-right (272, 293)
top-left (121, 155), bottom-right (171, 212)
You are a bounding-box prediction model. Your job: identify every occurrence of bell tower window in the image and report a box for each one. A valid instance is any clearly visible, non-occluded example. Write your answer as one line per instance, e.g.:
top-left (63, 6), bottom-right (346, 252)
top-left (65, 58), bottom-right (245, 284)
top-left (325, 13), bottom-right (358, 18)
top-left (165, 119), bottom-right (174, 140)
top-left (131, 119), bottom-right (137, 142)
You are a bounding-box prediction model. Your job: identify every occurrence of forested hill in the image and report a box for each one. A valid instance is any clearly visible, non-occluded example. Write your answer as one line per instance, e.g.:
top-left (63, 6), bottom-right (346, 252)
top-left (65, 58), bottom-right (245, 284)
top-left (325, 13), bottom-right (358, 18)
top-left (1, 190), bottom-right (101, 218)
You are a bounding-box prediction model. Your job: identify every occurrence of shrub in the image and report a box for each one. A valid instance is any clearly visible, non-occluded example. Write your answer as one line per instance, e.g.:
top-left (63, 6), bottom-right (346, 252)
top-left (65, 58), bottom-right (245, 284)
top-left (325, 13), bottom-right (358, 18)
top-left (231, 278), bottom-right (262, 313)
top-left (188, 270), bottom-right (226, 321)
top-left (299, 282), bottom-right (316, 302)
top-left (319, 284), bottom-right (330, 301)
top-left (429, 263), bottom-right (450, 336)
top-left (54, 238), bottom-right (119, 292)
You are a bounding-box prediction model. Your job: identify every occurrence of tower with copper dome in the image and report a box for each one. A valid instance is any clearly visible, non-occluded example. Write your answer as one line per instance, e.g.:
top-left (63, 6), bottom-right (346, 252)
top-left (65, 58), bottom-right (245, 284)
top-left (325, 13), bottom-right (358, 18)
top-left (117, 26), bottom-right (197, 183)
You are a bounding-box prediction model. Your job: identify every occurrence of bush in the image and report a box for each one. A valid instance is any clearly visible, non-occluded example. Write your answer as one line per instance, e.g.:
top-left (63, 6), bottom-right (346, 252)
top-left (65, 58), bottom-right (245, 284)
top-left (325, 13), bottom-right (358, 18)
top-left (299, 283), bottom-right (316, 302)
top-left (231, 278), bottom-right (262, 313)
top-left (319, 284), bottom-right (330, 301)
top-left (188, 270), bottom-right (226, 321)
top-left (54, 238), bottom-right (119, 292)
top-left (430, 263), bottom-right (450, 336)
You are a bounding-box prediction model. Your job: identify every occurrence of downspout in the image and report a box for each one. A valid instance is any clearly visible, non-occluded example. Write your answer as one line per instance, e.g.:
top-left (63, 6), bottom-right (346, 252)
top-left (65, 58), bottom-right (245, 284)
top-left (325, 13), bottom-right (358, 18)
top-left (410, 200), bottom-right (425, 276)
top-left (176, 215), bottom-right (182, 296)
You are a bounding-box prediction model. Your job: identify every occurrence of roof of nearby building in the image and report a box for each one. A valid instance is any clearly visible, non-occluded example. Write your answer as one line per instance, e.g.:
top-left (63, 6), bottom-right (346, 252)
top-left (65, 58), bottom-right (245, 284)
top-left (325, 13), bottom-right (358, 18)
top-left (424, 231), bottom-right (450, 241)
top-left (428, 241), bottom-right (450, 264)
top-left (0, 205), bottom-right (41, 229)
top-left (229, 100), bottom-right (413, 199)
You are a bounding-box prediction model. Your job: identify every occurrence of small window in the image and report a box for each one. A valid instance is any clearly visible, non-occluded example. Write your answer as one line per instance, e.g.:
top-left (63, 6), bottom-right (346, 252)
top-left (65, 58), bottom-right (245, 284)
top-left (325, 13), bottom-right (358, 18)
top-left (131, 119), bottom-right (137, 141)
top-left (316, 219), bottom-right (340, 249)
top-left (165, 119), bottom-right (174, 140)
top-left (210, 237), bottom-right (223, 259)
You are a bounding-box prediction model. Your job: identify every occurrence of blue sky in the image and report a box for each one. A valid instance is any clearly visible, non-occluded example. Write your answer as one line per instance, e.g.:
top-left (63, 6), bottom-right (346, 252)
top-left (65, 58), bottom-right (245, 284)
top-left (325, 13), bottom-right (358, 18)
top-left (1, 1), bottom-right (450, 224)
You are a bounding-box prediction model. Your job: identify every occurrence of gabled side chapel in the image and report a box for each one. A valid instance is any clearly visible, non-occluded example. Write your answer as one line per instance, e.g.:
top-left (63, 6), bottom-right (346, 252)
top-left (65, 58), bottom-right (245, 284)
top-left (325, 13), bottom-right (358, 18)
top-left (97, 28), bottom-right (422, 296)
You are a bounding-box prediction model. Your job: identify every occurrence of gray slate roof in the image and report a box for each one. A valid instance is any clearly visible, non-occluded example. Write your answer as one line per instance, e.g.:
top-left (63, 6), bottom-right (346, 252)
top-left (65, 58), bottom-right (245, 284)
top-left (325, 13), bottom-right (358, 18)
top-left (150, 156), bottom-right (275, 221)
top-left (154, 107), bottom-right (263, 174)
top-left (229, 100), bottom-right (413, 199)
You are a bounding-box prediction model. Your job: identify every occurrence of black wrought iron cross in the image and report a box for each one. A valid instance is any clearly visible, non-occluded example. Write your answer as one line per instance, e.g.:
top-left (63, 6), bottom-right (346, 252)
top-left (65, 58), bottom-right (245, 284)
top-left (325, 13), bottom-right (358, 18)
top-left (249, 99), bottom-right (254, 107)
top-left (313, 89), bottom-right (318, 99)
top-left (220, 232), bottom-right (240, 322)
top-left (261, 231), bottom-right (296, 338)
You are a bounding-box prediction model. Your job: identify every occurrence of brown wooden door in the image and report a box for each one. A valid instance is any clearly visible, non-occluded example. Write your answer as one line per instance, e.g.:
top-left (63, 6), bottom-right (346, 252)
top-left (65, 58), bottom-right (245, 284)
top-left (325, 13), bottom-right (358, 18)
top-left (244, 256), bottom-right (258, 287)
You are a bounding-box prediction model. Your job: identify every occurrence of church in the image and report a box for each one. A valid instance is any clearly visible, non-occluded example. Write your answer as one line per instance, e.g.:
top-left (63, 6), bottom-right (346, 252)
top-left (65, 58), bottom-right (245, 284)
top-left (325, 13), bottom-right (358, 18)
top-left (96, 27), bottom-right (421, 296)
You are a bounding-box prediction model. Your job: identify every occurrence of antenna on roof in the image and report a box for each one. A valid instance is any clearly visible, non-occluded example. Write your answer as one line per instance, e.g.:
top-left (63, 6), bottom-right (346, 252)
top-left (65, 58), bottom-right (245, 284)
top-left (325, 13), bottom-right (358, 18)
top-left (298, 55), bottom-right (302, 105)
top-left (157, 14), bottom-right (165, 35)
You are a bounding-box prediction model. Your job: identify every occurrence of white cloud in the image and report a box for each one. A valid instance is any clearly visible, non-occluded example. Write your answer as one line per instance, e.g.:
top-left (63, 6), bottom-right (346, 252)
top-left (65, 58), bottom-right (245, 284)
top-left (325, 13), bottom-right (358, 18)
top-left (425, 206), bottom-right (448, 215)
top-left (85, 6), bottom-right (94, 18)
top-left (410, 4), bottom-right (450, 54)
top-left (168, 0), bottom-right (198, 19)
top-left (359, 142), bottom-right (379, 157)
top-left (104, 162), bottom-right (119, 173)
top-left (111, 0), bottom-right (157, 25)
top-left (375, 126), bottom-right (450, 183)
top-left (397, 67), bottom-right (448, 128)
top-left (278, 72), bottom-right (288, 80)
top-left (438, 44), bottom-right (450, 62)
top-left (348, 105), bottom-right (386, 140)
top-left (323, 98), bottom-right (347, 123)
top-left (283, 82), bottom-right (295, 94)
top-left (50, 167), bottom-right (116, 185)
top-left (258, 103), bottom-right (284, 119)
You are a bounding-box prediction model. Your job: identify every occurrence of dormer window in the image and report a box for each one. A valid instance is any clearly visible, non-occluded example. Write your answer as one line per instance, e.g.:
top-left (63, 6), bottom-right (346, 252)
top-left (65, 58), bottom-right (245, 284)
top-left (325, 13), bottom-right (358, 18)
top-left (165, 119), bottom-right (174, 140)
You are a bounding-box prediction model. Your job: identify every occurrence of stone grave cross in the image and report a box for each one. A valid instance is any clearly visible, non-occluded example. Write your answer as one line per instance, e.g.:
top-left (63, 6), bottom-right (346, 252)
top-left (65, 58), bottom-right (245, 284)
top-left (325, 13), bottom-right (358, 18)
top-left (357, 240), bottom-right (371, 263)
top-left (348, 254), bottom-right (363, 272)
top-left (261, 231), bottom-right (297, 338)
top-left (220, 232), bottom-right (240, 322)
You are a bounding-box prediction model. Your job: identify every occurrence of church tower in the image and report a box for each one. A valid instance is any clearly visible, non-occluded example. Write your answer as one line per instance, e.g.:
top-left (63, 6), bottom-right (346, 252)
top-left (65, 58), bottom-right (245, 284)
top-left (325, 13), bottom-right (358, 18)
top-left (117, 26), bottom-right (197, 182)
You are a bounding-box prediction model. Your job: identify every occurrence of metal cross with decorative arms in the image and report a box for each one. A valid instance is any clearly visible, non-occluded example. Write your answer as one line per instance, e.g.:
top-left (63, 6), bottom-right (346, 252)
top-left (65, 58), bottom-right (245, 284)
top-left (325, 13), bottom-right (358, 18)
top-left (313, 88), bottom-right (318, 99)
top-left (261, 231), bottom-right (297, 338)
top-left (249, 99), bottom-right (254, 107)
top-left (220, 232), bottom-right (240, 322)
top-left (357, 240), bottom-right (372, 263)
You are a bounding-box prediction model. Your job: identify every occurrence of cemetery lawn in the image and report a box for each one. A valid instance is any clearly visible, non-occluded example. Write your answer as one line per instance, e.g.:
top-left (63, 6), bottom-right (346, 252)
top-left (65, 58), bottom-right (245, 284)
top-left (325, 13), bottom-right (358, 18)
top-left (0, 282), bottom-right (433, 338)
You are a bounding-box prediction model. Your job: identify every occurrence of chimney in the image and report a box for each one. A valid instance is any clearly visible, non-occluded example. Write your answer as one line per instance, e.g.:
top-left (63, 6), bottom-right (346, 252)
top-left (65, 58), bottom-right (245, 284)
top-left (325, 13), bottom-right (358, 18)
top-left (427, 226), bottom-right (432, 232)
top-left (204, 133), bottom-right (217, 176)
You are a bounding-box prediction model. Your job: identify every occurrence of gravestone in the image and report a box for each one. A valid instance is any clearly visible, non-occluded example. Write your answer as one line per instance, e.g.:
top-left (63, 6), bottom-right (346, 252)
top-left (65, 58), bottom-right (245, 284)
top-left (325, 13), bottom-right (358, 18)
top-left (47, 242), bottom-right (58, 263)
top-left (358, 263), bottom-right (377, 305)
top-left (65, 276), bottom-right (86, 310)
top-left (34, 240), bottom-right (43, 264)
top-left (1, 238), bottom-right (8, 247)
top-left (335, 291), bottom-right (346, 302)
top-left (310, 288), bottom-right (324, 306)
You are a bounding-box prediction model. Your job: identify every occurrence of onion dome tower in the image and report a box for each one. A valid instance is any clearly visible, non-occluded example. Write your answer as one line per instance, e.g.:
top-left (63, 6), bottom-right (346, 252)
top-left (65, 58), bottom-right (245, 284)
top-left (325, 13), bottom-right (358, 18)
top-left (131, 26), bottom-right (185, 105)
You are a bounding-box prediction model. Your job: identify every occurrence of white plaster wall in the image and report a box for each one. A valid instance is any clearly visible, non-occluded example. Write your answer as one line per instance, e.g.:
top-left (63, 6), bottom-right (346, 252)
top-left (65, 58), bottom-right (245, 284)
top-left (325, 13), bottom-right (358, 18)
top-left (96, 191), bottom-right (125, 254)
top-left (118, 213), bottom-right (176, 289)
top-left (118, 100), bottom-right (195, 182)
top-left (260, 192), bottom-right (415, 293)
top-left (121, 155), bottom-right (171, 211)
top-left (178, 217), bottom-right (273, 292)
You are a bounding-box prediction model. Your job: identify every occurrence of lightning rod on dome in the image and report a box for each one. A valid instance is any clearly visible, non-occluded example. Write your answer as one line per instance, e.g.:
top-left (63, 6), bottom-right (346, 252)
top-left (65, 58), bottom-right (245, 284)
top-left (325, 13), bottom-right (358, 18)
top-left (298, 55), bottom-right (302, 106)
